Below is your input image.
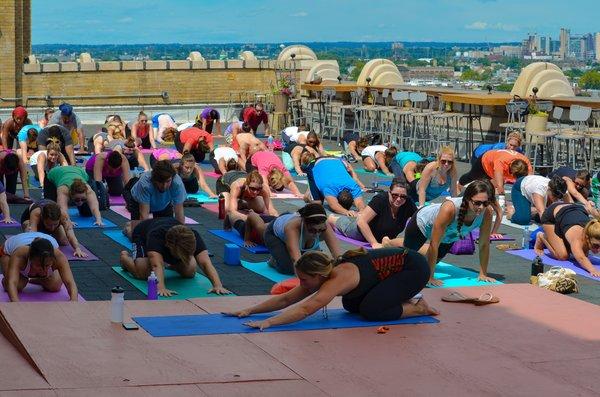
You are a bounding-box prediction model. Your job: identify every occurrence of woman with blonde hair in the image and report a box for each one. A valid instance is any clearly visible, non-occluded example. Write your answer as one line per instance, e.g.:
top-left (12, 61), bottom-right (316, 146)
top-left (29, 142), bottom-right (68, 188)
top-left (248, 150), bottom-right (302, 196)
top-left (415, 146), bottom-right (458, 207)
top-left (535, 203), bottom-right (600, 277)
top-left (119, 218), bottom-right (230, 297)
top-left (224, 246), bottom-right (437, 330)
top-left (221, 170), bottom-right (278, 221)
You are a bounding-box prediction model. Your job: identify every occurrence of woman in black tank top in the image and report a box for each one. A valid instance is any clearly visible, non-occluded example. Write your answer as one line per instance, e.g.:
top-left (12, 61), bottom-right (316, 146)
top-left (223, 247), bottom-right (437, 330)
top-left (536, 202), bottom-right (600, 277)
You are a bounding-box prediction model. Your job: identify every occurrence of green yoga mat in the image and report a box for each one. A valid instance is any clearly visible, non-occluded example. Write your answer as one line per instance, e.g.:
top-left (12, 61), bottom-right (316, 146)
top-left (111, 266), bottom-right (233, 300)
top-left (241, 260), bottom-right (290, 283)
top-left (431, 262), bottom-right (503, 288)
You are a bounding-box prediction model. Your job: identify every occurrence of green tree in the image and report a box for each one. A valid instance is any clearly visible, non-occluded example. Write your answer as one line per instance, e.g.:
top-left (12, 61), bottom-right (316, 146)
top-left (495, 83), bottom-right (514, 92)
top-left (579, 70), bottom-right (600, 89)
top-left (461, 69), bottom-right (481, 81)
top-left (349, 60), bottom-right (366, 81)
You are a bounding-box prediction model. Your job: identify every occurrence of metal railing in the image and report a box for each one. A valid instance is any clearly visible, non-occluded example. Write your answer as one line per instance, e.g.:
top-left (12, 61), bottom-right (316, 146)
top-left (24, 92), bottom-right (168, 107)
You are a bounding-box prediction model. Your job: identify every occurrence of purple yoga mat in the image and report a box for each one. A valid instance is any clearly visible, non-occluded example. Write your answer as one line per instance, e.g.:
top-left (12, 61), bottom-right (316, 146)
top-left (109, 195), bottom-right (126, 205)
top-left (0, 215), bottom-right (19, 227)
top-left (6, 235), bottom-right (98, 261)
top-left (110, 205), bottom-right (198, 224)
top-left (0, 275), bottom-right (85, 302)
top-left (471, 228), bottom-right (515, 242)
top-left (334, 231), bottom-right (372, 248)
top-left (506, 249), bottom-right (600, 281)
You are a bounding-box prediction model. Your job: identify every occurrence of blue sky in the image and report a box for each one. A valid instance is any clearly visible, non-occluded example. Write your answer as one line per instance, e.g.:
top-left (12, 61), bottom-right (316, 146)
top-left (32, 0), bottom-right (598, 44)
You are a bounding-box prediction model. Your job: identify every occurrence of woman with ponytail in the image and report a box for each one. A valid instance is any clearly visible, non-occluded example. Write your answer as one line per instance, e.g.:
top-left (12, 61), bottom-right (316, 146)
top-left (535, 203), bottom-right (600, 277)
top-left (0, 233), bottom-right (77, 302)
top-left (387, 179), bottom-right (497, 286)
top-left (223, 247), bottom-right (437, 330)
top-left (507, 174), bottom-right (567, 225)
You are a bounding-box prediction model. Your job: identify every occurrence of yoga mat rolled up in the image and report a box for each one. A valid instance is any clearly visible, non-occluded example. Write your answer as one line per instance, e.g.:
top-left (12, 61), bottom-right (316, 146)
top-left (208, 229), bottom-right (269, 254)
top-left (111, 266), bottom-right (233, 300)
top-left (505, 249), bottom-right (600, 281)
top-left (333, 231), bottom-right (371, 248)
top-left (133, 308), bottom-right (439, 337)
top-left (0, 275), bottom-right (85, 302)
top-left (67, 209), bottom-right (117, 228)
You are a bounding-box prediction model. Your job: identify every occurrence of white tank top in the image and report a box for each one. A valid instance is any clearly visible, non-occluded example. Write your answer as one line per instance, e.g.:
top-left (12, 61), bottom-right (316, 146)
top-left (416, 197), bottom-right (484, 244)
top-left (360, 145), bottom-right (388, 160)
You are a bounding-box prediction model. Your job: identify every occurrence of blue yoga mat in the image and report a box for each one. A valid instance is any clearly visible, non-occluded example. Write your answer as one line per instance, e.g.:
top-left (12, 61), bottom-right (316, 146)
top-left (103, 230), bottom-right (132, 249)
top-left (133, 308), bottom-right (439, 337)
top-left (431, 262), bottom-right (503, 288)
top-left (187, 192), bottom-right (218, 203)
top-left (67, 208), bottom-right (117, 228)
top-left (241, 260), bottom-right (289, 283)
top-left (506, 249), bottom-right (600, 281)
top-left (208, 229), bottom-right (269, 254)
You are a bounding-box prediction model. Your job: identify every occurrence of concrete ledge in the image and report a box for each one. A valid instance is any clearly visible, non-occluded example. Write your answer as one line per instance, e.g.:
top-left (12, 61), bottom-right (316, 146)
top-left (168, 60), bottom-right (191, 70)
top-left (23, 63), bottom-right (41, 73)
top-left (244, 60), bottom-right (260, 69)
top-left (79, 62), bottom-right (97, 72)
top-left (208, 60), bottom-right (226, 69)
top-left (60, 62), bottom-right (78, 72)
top-left (121, 61), bottom-right (144, 71)
top-left (191, 60), bottom-right (207, 70)
top-left (144, 60), bottom-right (167, 70)
top-left (41, 63), bottom-right (60, 72)
top-left (226, 60), bottom-right (243, 69)
top-left (98, 61), bottom-right (121, 71)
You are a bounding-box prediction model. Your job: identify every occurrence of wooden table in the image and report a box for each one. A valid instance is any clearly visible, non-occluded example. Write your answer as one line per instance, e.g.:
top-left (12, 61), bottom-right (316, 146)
top-left (440, 92), bottom-right (511, 107)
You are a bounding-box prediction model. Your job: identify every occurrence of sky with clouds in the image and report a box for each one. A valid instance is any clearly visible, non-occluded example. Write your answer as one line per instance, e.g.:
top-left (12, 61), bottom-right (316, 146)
top-left (32, 0), bottom-right (598, 44)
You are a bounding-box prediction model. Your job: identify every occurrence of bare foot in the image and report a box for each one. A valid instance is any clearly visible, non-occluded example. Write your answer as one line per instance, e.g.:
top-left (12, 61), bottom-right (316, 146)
top-left (402, 297), bottom-right (439, 318)
top-left (415, 298), bottom-right (440, 316)
top-left (382, 236), bottom-right (392, 247)
top-left (120, 250), bottom-right (132, 271)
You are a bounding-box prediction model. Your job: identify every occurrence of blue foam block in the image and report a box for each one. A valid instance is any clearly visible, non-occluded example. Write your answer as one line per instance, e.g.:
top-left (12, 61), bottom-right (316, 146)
top-left (241, 260), bottom-right (290, 283)
top-left (224, 243), bottom-right (241, 266)
top-left (103, 230), bottom-right (132, 249)
top-left (133, 308), bottom-right (439, 337)
top-left (67, 208), bottom-right (117, 228)
top-left (208, 229), bottom-right (269, 254)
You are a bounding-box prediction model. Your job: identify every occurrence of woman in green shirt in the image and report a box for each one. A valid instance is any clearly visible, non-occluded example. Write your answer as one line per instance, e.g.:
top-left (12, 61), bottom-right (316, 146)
top-left (43, 166), bottom-right (104, 227)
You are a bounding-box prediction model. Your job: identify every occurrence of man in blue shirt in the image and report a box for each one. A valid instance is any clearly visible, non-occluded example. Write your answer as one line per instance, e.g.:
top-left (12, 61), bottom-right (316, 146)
top-left (305, 156), bottom-right (367, 216)
top-left (124, 160), bottom-right (186, 229)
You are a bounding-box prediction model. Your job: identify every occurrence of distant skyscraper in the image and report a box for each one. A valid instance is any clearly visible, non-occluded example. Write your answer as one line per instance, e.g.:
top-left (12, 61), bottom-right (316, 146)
top-left (560, 28), bottom-right (570, 59)
top-left (596, 32), bottom-right (600, 62)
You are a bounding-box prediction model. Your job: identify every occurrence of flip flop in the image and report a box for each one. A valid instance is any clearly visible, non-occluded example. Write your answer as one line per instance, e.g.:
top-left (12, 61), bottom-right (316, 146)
top-left (441, 291), bottom-right (480, 304)
top-left (496, 243), bottom-right (520, 251)
top-left (473, 292), bottom-right (500, 306)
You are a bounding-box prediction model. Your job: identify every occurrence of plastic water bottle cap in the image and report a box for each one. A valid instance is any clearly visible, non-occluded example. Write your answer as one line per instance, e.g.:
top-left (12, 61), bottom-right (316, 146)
top-left (111, 286), bottom-right (124, 294)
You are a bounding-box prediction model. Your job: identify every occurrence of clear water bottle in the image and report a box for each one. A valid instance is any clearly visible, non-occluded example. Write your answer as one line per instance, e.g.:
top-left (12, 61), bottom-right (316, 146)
top-left (147, 271), bottom-right (158, 300)
top-left (522, 223), bottom-right (531, 249)
top-left (110, 286), bottom-right (124, 323)
top-left (267, 135), bottom-right (274, 151)
top-left (498, 194), bottom-right (506, 212)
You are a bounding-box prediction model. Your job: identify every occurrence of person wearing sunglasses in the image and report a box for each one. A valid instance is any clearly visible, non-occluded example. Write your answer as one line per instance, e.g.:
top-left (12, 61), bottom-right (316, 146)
top-left (37, 125), bottom-right (76, 165)
top-left (548, 166), bottom-right (591, 206)
top-left (247, 149), bottom-right (302, 196)
top-left (130, 111), bottom-right (154, 149)
top-left (535, 203), bottom-right (600, 278)
top-left (416, 146), bottom-right (458, 208)
top-left (328, 179), bottom-right (417, 249)
top-left (241, 102), bottom-right (270, 135)
top-left (43, 165), bottom-right (104, 227)
top-left (263, 203), bottom-right (342, 275)
top-left (112, 137), bottom-right (149, 172)
top-left (387, 180), bottom-right (497, 286)
top-left (221, 170), bottom-right (278, 222)
top-left (283, 132), bottom-right (323, 177)
top-left (225, 246), bottom-right (438, 331)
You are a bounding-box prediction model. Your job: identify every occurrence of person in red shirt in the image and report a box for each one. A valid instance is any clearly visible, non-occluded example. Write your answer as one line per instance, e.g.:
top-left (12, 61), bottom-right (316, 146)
top-left (242, 103), bottom-right (270, 135)
top-left (2, 107), bottom-right (32, 150)
top-left (174, 127), bottom-right (214, 162)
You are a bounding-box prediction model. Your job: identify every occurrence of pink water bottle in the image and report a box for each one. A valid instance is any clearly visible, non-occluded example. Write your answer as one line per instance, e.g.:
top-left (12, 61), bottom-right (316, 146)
top-left (147, 271), bottom-right (158, 300)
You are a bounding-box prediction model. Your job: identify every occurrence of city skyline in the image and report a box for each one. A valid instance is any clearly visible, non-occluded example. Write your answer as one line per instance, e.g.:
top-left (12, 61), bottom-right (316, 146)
top-left (32, 0), bottom-right (598, 45)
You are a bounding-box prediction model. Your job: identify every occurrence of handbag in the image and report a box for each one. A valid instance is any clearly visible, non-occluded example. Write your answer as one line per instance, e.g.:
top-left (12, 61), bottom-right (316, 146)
top-left (449, 231), bottom-right (476, 255)
top-left (535, 266), bottom-right (579, 294)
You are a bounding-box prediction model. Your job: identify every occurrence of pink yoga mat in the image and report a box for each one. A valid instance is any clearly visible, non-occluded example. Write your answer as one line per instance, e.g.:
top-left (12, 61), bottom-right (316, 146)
top-left (0, 215), bottom-right (19, 227)
top-left (202, 203), bottom-right (219, 214)
top-left (139, 148), bottom-right (154, 154)
top-left (203, 171), bottom-right (221, 178)
top-left (109, 195), bottom-right (126, 205)
top-left (0, 275), bottom-right (85, 302)
top-left (110, 206), bottom-right (198, 224)
top-left (6, 235), bottom-right (98, 261)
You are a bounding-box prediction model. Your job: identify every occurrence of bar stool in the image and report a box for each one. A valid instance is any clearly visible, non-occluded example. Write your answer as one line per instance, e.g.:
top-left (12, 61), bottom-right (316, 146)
top-left (499, 100), bottom-right (528, 141)
top-left (552, 105), bottom-right (591, 169)
top-left (337, 88), bottom-right (364, 145)
top-left (386, 90), bottom-right (413, 149)
top-left (408, 91), bottom-right (432, 154)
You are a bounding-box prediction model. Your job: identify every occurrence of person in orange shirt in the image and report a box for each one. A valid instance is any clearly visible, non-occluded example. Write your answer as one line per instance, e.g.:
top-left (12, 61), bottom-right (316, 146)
top-left (174, 127), bottom-right (214, 162)
top-left (459, 149), bottom-right (532, 194)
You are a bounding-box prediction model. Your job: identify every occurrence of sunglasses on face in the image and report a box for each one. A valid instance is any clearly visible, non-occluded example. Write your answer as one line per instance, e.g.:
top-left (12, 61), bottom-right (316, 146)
top-left (590, 242), bottom-right (600, 250)
top-left (470, 199), bottom-right (490, 207)
top-left (390, 192), bottom-right (408, 200)
top-left (247, 185), bottom-right (262, 192)
top-left (73, 197), bottom-right (87, 203)
top-left (139, 119), bottom-right (148, 123)
top-left (440, 160), bottom-right (454, 165)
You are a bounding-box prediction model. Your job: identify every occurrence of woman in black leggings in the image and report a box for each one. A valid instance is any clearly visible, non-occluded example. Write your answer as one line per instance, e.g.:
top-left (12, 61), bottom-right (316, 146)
top-left (223, 247), bottom-right (438, 330)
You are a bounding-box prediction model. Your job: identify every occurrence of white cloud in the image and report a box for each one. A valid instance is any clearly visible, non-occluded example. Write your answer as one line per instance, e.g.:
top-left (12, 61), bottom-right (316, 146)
top-left (465, 21), bottom-right (519, 32)
top-left (290, 11), bottom-right (308, 17)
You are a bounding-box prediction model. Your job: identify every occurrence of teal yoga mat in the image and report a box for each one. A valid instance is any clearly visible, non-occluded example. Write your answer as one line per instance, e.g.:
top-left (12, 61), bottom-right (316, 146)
top-left (431, 262), bottom-right (503, 288)
top-left (241, 260), bottom-right (290, 283)
top-left (67, 208), bottom-right (117, 228)
top-left (103, 230), bottom-right (132, 249)
top-left (187, 192), bottom-right (218, 203)
top-left (354, 168), bottom-right (393, 177)
top-left (111, 266), bottom-right (232, 300)
top-left (134, 309), bottom-right (439, 337)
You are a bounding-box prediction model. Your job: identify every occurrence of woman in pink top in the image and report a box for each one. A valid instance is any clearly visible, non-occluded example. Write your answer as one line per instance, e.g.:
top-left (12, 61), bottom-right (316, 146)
top-left (85, 150), bottom-right (131, 196)
top-left (249, 150), bottom-right (302, 196)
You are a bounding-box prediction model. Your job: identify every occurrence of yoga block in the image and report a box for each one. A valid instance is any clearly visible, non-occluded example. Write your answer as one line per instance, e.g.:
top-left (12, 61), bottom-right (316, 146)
top-left (224, 244), bottom-right (240, 266)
